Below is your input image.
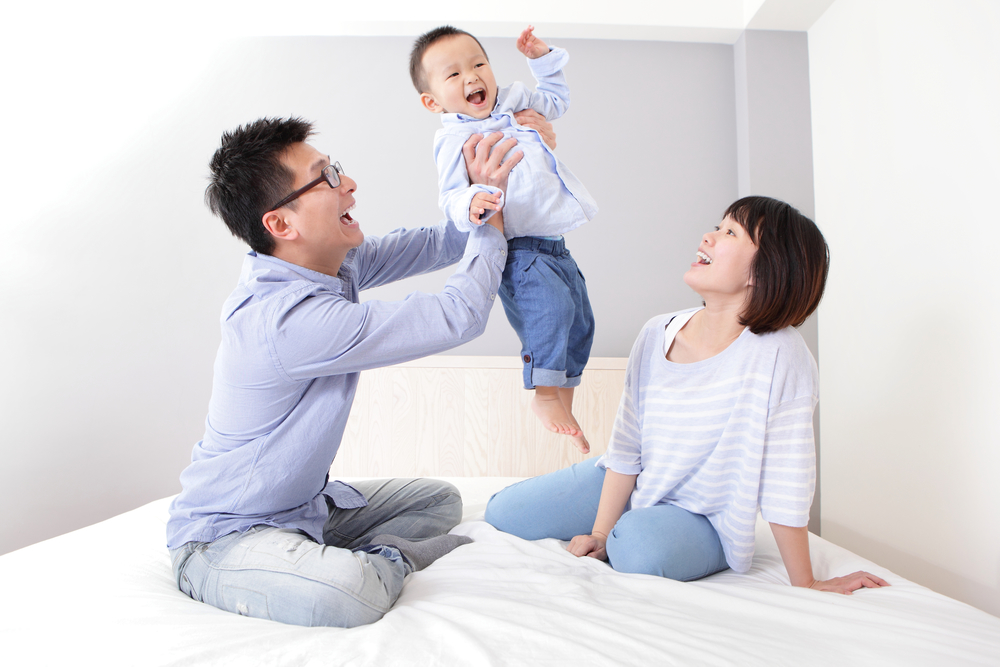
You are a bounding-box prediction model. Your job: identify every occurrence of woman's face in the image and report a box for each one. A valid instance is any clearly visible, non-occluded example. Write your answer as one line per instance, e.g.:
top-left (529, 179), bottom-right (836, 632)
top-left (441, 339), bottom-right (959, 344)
top-left (683, 215), bottom-right (757, 303)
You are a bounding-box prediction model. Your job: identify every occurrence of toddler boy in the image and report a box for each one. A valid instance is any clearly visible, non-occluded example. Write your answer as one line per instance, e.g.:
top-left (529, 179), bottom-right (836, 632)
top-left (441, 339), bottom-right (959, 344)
top-left (410, 25), bottom-right (597, 453)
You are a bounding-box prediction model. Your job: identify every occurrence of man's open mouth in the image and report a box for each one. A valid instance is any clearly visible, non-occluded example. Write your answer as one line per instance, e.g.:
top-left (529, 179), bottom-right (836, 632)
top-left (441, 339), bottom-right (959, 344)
top-left (467, 89), bottom-right (486, 105)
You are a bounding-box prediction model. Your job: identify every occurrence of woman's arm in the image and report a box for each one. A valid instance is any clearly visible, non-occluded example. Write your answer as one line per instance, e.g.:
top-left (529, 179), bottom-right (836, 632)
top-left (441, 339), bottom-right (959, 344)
top-left (567, 470), bottom-right (638, 560)
top-left (769, 522), bottom-right (890, 593)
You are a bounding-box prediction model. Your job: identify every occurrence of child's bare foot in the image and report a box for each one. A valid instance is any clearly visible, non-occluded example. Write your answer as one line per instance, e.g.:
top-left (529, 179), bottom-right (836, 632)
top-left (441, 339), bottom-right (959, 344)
top-left (558, 387), bottom-right (590, 454)
top-left (532, 386), bottom-right (581, 436)
top-left (532, 387), bottom-right (590, 453)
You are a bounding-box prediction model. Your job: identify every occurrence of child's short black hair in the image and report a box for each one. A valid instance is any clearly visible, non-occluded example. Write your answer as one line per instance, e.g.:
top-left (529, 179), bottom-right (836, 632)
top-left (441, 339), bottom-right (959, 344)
top-left (409, 25), bottom-right (489, 93)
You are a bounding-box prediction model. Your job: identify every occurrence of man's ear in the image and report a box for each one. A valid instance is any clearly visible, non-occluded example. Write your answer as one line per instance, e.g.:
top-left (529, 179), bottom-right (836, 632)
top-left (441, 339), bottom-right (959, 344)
top-left (262, 211), bottom-right (297, 242)
top-left (420, 92), bottom-right (443, 114)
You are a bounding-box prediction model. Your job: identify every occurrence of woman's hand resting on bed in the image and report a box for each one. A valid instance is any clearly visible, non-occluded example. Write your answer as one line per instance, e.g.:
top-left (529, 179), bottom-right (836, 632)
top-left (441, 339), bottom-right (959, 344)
top-left (567, 533), bottom-right (608, 561)
top-left (806, 571), bottom-right (890, 595)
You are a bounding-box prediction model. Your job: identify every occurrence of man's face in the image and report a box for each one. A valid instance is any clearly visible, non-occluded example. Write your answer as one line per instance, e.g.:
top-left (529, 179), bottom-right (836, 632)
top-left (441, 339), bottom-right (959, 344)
top-left (420, 34), bottom-right (497, 119)
top-left (280, 142), bottom-right (362, 272)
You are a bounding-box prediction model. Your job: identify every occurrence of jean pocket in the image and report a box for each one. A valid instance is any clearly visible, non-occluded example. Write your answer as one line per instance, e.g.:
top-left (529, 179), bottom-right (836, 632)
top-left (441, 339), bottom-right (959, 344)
top-left (222, 586), bottom-right (272, 620)
top-left (247, 529), bottom-right (315, 566)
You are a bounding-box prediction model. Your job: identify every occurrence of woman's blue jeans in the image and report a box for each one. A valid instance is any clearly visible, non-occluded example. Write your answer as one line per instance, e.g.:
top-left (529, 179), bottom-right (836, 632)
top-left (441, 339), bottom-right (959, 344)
top-left (485, 458), bottom-right (730, 581)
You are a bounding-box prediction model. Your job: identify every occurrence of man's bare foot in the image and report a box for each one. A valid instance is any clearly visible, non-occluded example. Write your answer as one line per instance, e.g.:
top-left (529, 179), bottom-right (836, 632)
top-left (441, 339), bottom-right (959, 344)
top-left (532, 387), bottom-right (590, 453)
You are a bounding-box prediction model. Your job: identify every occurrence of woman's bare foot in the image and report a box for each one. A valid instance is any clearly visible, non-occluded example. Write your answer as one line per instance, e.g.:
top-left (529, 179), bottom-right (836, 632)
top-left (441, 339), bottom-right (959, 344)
top-left (532, 386), bottom-right (590, 453)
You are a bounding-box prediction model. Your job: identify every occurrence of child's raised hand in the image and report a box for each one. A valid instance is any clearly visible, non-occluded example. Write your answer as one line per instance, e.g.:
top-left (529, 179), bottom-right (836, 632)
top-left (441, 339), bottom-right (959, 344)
top-left (470, 191), bottom-right (502, 224)
top-left (516, 26), bottom-right (549, 59)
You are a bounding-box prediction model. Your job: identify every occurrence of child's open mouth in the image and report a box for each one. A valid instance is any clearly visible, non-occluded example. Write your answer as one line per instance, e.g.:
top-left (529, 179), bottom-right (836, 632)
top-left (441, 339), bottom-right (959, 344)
top-left (466, 89), bottom-right (486, 105)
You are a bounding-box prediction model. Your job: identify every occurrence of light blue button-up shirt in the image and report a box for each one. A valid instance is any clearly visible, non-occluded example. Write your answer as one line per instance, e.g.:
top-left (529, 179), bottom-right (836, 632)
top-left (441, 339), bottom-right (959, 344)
top-left (167, 221), bottom-right (507, 549)
top-left (434, 47), bottom-right (598, 240)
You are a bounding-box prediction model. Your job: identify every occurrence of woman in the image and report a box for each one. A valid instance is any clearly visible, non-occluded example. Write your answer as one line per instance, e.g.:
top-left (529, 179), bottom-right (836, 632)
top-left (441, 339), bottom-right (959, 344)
top-left (485, 196), bottom-right (888, 594)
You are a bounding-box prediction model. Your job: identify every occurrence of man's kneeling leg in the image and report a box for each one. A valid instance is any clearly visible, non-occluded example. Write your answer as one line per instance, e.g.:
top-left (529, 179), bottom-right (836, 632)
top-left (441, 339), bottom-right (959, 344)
top-left (171, 525), bottom-right (406, 628)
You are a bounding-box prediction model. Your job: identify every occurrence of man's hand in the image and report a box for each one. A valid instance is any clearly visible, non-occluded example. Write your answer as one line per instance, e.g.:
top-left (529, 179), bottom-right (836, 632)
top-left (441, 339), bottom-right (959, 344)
top-left (567, 533), bottom-right (608, 561)
top-left (513, 109), bottom-right (557, 150)
top-left (470, 191), bottom-right (502, 225)
top-left (516, 25), bottom-right (549, 59)
top-left (463, 131), bottom-right (523, 191)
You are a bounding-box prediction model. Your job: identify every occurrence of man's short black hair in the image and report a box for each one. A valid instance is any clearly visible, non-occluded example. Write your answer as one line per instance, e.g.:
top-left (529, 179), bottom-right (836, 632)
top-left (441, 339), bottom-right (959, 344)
top-left (205, 117), bottom-right (315, 255)
top-left (409, 25), bottom-right (489, 93)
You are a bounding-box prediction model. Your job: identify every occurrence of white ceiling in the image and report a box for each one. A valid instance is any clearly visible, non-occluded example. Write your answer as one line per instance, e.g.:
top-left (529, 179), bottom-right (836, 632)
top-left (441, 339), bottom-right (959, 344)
top-left (17, 0), bottom-right (837, 44)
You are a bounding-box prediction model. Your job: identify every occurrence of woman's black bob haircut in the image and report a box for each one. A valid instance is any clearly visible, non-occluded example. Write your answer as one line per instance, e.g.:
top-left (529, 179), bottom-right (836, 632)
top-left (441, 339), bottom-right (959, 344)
top-left (725, 196), bottom-right (830, 334)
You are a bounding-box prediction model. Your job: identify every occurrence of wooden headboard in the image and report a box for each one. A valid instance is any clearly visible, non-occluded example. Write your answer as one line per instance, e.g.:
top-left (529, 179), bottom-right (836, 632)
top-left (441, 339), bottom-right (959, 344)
top-left (330, 356), bottom-right (627, 479)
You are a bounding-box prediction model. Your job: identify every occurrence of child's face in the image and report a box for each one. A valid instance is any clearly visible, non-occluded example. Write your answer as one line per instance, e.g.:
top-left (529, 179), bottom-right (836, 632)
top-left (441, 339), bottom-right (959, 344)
top-left (419, 34), bottom-right (497, 119)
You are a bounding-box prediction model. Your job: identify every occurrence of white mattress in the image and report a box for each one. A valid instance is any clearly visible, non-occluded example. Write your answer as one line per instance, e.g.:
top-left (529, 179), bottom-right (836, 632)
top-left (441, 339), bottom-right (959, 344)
top-left (2, 477), bottom-right (998, 666)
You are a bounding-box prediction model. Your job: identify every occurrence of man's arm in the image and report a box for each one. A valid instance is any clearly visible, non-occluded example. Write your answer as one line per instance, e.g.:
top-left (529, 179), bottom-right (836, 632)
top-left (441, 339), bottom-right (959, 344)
top-left (355, 132), bottom-right (524, 290)
top-left (272, 224), bottom-right (507, 378)
top-left (270, 135), bottom-right (525, 378)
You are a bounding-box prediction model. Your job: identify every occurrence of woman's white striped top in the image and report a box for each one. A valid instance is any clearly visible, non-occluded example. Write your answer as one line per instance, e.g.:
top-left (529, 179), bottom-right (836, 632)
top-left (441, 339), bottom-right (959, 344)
top-left (596, 308), bottom-right (818, 573)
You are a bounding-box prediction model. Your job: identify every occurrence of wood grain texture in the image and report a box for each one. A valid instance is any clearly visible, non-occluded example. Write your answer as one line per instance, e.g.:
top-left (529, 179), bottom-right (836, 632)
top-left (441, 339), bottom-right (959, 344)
top-left (329, 357), bottom-right (626, 478)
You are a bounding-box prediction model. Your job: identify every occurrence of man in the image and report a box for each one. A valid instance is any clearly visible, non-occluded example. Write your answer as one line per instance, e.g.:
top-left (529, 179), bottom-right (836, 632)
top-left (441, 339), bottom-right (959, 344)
top-left (167, 115), bottom-right (542, 627)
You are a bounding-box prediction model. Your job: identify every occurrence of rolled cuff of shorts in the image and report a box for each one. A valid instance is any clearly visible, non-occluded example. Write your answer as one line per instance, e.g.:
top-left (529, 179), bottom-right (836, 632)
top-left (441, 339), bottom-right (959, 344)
top-left (527, 367), bottom-right (581, 389)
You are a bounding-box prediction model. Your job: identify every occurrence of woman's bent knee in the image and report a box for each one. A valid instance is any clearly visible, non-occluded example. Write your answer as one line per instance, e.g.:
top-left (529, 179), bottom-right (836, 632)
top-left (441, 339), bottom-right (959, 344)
top-left (605, 508), bottom-right (728, 581)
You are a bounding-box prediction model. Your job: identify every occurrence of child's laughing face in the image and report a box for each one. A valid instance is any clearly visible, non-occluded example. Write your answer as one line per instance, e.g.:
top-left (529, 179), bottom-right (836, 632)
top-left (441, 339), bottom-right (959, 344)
top-left (419, 34), bottom-right (497, 119)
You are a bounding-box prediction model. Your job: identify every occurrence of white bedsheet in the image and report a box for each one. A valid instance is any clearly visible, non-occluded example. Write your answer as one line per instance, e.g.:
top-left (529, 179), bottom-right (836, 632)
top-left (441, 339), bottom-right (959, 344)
top-left (2, 477), bottom-right (998, 666)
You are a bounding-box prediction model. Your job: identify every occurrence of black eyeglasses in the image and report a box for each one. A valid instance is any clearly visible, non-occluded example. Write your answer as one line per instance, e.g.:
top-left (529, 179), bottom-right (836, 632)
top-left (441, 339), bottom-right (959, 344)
top-left (269, 160), bottom-right (345, 211)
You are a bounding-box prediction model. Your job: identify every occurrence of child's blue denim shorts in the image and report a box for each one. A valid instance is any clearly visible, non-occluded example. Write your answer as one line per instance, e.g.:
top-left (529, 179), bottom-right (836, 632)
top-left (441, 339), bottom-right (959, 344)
top-left (499, 236), bottom-right (595, 389)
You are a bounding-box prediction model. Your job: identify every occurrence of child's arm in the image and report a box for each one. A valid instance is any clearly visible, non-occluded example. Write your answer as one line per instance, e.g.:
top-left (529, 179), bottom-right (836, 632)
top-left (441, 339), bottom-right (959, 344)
top-left (567, 470), bottom-right (638, 560)
top-left (509, 26), bottom-right (571, 122)
top-left (435, 131), bottom-right (510, 229)
top-left (470, 191), bottom-right (503, 225)
top-left (516, 25), bottom-right (549, 59)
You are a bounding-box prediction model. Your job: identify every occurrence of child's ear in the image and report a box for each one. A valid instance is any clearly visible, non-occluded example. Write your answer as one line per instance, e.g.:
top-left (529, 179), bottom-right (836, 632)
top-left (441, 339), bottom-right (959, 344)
top-left (420, 92), bottom-right (443, 113)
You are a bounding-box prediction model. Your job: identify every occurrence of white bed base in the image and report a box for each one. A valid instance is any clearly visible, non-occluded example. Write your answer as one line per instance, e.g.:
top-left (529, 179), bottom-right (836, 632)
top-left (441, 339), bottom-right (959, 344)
top-left (2, 356), bottom-right (999, 665)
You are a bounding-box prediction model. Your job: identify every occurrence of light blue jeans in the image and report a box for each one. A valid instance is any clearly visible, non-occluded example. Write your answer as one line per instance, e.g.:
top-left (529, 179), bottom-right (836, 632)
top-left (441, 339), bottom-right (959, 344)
top-left (485, 458), bottom-right (730, 581)
top-left (170, 478), bottom-right (463, 627)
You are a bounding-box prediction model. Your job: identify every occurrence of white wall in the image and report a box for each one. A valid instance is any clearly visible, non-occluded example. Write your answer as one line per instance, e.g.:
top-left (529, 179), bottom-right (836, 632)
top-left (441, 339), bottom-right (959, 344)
top-left (0, 31), bottom-right (738, 555)
top-left (810, 0), bottom-right (1000, 616)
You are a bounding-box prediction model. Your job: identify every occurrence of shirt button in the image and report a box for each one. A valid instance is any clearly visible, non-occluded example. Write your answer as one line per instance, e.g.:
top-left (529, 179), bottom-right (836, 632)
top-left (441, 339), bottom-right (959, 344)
top-left (489, 293), bottom-right (496, 300)
top-left (500, 249), bottom-right (506, 256)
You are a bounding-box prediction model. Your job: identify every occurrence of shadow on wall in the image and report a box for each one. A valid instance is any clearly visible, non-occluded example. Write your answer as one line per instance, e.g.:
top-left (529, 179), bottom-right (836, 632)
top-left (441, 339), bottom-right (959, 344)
top-left (822, 520), bottom-right (999, 618)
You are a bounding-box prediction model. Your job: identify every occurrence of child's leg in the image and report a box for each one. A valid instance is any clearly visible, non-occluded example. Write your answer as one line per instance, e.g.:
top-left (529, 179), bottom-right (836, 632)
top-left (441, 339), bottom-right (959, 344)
top-left (499, 237), bottom-right (591, 451)
top-left (555, 386), bottom-right (589, 453)
top-left (531, 385), bottom-right (588, 452)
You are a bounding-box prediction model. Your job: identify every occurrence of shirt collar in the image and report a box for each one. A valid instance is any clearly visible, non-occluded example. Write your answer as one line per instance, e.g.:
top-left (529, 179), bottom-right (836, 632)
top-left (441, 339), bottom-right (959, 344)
top-left (243, 251), bottom-right (355, 294)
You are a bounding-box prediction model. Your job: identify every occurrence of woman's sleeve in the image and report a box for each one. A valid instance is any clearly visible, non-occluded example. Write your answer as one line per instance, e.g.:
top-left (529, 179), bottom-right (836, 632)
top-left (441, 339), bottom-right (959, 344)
top-left (758, 343), bottom-right (818, 527)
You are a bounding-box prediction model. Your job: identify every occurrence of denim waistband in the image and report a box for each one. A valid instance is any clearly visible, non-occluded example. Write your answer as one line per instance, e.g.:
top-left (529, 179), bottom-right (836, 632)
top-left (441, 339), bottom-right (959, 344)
top-left (507, 236), bottom-right (566, 255)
